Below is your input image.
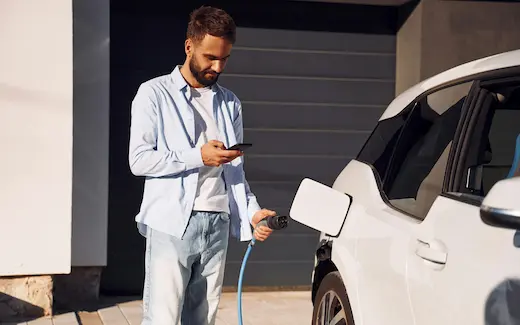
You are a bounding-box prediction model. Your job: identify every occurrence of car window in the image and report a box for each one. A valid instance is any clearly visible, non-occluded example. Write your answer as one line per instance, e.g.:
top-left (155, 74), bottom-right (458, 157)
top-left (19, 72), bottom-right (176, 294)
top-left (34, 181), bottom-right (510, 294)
top-left (484, 109), bottom-right (520, 189)
top-left (358, 82), bottom-right (473, 220)
top-left (356, 104), bottom-right (414, 184)
top-left (457, 84), bottom-right (520, 198)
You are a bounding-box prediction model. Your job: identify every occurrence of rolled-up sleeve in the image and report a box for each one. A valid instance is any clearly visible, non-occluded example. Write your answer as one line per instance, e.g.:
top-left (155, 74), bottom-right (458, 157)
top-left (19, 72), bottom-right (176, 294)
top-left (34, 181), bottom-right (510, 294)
top-left (128, 84), bottom-right (204, 177)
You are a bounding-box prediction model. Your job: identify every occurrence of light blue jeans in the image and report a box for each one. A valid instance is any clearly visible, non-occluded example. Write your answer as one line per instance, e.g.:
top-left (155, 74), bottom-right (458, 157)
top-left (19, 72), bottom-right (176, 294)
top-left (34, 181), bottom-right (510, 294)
top-left (142, 211), bottom-right (230, 325)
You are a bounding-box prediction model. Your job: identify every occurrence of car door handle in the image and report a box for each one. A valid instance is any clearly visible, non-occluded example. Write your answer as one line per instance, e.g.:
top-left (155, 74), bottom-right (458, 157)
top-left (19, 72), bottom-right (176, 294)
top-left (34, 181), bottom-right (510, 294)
top-left (415, 240), bottom-right (448, 264)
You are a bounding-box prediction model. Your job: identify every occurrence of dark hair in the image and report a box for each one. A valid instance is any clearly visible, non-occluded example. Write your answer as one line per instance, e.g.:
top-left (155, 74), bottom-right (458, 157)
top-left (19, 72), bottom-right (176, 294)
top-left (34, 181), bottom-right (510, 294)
top-left (187, 6), bottom-right (236, 44)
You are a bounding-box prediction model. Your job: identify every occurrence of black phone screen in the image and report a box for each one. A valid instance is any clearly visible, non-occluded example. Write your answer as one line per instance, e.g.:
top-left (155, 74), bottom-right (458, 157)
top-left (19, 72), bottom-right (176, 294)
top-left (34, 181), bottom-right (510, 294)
top-left (228, 143), bottom-right (252, 151)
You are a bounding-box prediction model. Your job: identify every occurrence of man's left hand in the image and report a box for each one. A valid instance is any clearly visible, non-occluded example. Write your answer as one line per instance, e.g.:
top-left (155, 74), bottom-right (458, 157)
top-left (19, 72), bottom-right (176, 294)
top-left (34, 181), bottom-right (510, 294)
top-left (251, 209), bottom-right (276, 242)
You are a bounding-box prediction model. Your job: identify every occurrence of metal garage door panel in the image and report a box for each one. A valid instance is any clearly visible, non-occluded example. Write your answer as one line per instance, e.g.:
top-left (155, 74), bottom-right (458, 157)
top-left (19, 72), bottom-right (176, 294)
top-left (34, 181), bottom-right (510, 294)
top-left (246, 182), bottom-right (300, 209)
top-left (236, 28), bottom-right (396, 53)
top-left (226, 49), bottom-right (396, 80)
top-left (223, 259), bottom-right (316, 287)
top-left (219, 75), bottom-right (394, 105)
top-left (227, 234), bottom-right (318, 263)
top-left (245, 156), bottom-right (349, 185)
top-left (242, 103), bottom-right (383, 131)
top-left (243, 130), bottom-right (369, 156)
top-left (221, 27), bottom-right (395, 287)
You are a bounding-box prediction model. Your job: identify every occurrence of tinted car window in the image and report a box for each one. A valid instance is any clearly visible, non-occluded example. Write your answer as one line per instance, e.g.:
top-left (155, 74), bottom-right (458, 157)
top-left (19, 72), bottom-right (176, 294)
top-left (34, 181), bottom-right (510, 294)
top-left (357, 82), bottom-right (473, 219)
top-left (356, 105), bottom-right (414, 184)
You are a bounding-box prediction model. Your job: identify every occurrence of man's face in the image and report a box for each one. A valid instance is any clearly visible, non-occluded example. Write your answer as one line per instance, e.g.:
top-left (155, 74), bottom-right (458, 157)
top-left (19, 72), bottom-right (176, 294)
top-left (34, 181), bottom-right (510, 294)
top-left (187, 34), bottom-right (232, 87)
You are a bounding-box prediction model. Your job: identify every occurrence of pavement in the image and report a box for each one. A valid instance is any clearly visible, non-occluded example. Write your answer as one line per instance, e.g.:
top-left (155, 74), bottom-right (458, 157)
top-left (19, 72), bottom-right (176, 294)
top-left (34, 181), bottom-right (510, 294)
top-left (1, 291), bottom-right (313, 325)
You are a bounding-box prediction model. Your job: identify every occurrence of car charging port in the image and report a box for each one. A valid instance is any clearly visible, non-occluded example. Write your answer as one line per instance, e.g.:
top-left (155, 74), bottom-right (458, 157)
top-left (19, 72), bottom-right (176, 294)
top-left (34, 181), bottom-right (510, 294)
top-left (316, 239), bottom-right (332, 262)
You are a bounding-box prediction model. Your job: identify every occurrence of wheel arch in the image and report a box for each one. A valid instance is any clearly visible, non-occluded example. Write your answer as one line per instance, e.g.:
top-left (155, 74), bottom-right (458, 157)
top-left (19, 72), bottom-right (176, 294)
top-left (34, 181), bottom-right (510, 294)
top-left (312, 238), bottom-right (360, 325)
top-left (312, 239), bottom-right (338, 304)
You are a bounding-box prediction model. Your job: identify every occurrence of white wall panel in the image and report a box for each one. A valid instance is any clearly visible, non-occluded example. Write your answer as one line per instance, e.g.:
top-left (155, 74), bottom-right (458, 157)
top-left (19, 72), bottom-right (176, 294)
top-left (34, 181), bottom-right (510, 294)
top-left (0, 0), bottom-right (73, 275)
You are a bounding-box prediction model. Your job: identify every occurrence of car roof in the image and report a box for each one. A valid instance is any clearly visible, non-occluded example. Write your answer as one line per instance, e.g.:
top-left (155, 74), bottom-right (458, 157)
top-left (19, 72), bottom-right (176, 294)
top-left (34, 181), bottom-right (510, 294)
top-left (380, 49), bottom-right (520, 120)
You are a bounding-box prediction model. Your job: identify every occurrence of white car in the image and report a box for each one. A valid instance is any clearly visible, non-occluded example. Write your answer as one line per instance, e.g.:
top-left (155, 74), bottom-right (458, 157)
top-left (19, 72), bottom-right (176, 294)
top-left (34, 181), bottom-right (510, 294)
top-left (289, 49), bottom-right (520, 325)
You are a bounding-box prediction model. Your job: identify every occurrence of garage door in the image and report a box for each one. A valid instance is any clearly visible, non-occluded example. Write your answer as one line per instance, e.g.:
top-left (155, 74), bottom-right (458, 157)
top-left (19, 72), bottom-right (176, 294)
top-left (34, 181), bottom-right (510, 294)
top-left (219, 27), bottom-right (396, 287)
top-left (103, 0), bottom-right (398, 294)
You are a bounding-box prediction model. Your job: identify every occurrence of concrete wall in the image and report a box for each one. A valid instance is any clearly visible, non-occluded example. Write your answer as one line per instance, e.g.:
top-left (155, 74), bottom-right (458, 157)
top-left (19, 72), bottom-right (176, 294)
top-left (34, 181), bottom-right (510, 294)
top-left (71, 0), bottom-right (110, 267)
top-left (396, 0), bottom-right (520, 95)
top-left (0, 0), bottom-right (73, 276)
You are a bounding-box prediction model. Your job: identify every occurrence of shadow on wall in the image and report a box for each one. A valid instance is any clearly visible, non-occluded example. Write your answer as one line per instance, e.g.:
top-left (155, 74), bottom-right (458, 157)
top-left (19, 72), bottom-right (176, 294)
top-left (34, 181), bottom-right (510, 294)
top-left (0, 292), bottom-right (45, 322)
top-left (485, 278), bottom-right (520, 325)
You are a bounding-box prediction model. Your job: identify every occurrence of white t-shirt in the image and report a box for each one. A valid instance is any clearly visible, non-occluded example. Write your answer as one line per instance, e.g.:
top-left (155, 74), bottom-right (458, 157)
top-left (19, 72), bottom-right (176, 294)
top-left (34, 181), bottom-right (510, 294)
top-left (190, 86), bottom-right (230, 214)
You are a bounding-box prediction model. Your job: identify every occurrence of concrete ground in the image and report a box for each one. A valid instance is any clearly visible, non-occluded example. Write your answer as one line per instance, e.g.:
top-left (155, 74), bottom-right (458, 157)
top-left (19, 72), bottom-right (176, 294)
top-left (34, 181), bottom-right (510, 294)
top-left (1, 291), bottom-right (313, 325)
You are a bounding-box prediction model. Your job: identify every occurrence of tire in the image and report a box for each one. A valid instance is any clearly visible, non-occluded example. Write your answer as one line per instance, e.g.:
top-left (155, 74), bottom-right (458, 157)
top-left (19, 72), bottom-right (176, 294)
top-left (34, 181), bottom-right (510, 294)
top-left (312, 271), bottom-right (355, 325)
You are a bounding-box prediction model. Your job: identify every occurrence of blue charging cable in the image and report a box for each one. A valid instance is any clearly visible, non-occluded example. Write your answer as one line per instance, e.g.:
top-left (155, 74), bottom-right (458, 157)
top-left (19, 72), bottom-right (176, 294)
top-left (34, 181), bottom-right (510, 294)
top-left (237, 215), bottom-right (289, 325)
top-left (238, 237), bottom-right (255, 325)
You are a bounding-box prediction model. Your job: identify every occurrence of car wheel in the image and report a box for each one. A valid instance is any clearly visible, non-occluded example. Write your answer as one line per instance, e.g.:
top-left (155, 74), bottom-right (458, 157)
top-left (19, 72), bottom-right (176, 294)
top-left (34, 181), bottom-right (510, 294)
top-left (312, 271), bottom-right (354, 325)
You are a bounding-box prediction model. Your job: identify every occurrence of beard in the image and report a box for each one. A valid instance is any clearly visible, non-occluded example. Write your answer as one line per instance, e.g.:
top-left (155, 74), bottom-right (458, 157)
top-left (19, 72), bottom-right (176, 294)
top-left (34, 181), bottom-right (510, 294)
top-left (189, 57), bottom-right (220, 87)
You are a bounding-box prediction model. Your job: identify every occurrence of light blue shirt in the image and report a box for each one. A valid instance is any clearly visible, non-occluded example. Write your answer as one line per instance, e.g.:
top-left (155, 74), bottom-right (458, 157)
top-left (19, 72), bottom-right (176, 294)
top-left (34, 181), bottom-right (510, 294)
top-left (128, 66), bottom-right (261, 241)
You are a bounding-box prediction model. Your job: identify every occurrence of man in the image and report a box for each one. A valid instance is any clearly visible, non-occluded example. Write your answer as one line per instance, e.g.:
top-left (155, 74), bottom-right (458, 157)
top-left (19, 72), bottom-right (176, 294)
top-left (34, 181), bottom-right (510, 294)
top-left (128, 5), bottom-right (276, 325)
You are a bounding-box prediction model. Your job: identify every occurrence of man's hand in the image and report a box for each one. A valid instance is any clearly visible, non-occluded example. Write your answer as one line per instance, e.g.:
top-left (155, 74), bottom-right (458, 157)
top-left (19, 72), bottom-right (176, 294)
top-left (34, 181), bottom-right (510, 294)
top-left (201, 140), bottom-right (242, 167)
top-left (251, 209), bottom-right (276, 242)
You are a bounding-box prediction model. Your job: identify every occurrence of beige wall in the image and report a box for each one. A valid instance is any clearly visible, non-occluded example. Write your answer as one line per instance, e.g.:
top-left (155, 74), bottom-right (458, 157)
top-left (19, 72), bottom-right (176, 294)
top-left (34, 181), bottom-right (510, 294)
top-left (0, 0), bottom-right (73, 275)
top-left (397, 0), bottom-right (520, 95)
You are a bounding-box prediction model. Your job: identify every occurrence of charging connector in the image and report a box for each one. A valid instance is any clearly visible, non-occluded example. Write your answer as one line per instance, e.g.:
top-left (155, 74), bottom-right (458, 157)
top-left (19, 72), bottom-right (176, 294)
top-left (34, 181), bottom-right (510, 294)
top-left (261, 215), bottom-right (289, 230)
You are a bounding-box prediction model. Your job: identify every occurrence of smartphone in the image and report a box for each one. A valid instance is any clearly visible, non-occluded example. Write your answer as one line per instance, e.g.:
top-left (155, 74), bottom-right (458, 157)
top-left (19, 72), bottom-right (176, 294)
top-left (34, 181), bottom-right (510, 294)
top-left (227, 143), bottom-right (253, 152)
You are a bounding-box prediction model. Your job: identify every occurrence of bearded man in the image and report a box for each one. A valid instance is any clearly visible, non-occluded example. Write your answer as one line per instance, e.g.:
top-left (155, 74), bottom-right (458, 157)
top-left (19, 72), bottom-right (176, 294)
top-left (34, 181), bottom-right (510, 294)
top-left (128, 5), bottom-right (276, 325)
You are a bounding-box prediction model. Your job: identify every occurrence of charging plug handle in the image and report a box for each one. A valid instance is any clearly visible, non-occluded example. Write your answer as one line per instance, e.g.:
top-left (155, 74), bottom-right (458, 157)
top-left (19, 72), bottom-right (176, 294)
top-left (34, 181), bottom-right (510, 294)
top-left (257, 215), bottom-right (289, 230)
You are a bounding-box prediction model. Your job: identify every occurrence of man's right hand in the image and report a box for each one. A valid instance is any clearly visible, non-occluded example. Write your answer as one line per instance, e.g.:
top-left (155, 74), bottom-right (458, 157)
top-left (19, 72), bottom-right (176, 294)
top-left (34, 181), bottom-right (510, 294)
top-left (201, 140), bottom-right (243, 167)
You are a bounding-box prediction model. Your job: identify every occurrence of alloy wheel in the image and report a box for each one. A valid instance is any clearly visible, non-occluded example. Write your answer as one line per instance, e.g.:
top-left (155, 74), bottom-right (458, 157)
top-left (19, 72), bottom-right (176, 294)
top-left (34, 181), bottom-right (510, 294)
top-left (315, 289), bottom-right (348, 325)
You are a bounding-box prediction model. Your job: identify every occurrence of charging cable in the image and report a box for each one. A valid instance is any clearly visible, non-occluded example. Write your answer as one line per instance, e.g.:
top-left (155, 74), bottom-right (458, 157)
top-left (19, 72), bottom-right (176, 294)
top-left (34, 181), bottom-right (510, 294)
top-left (237, 215), bottom-right (289, 325)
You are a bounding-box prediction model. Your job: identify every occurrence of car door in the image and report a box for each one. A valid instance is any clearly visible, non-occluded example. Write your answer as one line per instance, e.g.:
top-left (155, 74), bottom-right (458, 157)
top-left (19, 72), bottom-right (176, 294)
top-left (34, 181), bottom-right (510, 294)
top-left (351, 80), bottom-right (475, 325)
top-left (406, 76), bottom-right (520, 325)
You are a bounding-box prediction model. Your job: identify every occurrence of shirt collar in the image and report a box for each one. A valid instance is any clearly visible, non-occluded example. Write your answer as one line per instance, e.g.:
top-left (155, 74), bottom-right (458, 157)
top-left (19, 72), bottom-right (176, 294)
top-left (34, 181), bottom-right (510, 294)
top-left (171, 65), bottom-right (220, 94)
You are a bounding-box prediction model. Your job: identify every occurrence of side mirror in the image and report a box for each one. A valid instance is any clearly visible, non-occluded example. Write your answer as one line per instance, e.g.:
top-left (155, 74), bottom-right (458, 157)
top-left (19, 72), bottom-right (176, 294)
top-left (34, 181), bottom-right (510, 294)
top-left (289, 178), bottom-right (352, 237)
top-left (480, 177), bottom-right (520, 230)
